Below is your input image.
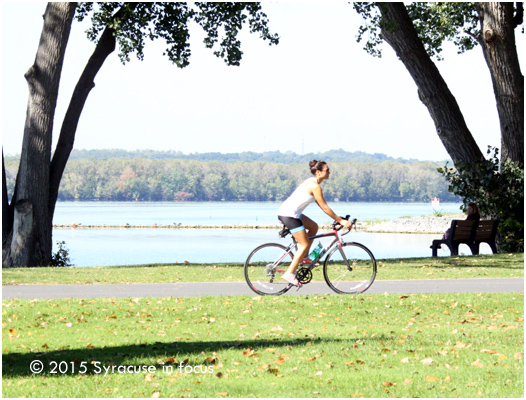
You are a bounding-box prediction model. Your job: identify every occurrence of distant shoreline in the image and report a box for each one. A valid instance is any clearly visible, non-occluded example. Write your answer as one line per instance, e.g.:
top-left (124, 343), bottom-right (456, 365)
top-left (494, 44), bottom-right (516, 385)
top-left (53, 214), bottom-right (463, 234)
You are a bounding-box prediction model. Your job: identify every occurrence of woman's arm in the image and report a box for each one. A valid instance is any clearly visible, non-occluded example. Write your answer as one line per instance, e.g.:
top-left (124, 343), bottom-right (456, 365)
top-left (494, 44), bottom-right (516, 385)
top-left (309, 182), bottom-right (351, 227)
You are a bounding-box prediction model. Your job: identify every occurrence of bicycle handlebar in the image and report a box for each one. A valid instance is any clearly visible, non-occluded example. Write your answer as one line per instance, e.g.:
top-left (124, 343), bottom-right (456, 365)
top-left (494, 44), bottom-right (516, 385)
top-left (332, 215), bottom-right (357, 236)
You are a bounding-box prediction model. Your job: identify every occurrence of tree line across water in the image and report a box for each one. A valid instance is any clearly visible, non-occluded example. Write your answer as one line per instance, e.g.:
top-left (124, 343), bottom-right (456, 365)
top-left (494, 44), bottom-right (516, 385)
top-left (4, 150), bottom-right (457, 202)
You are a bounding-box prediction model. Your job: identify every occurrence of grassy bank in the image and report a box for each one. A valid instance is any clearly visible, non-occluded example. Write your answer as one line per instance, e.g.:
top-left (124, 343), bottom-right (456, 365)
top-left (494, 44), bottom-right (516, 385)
top-left (2, 292), bottom-right (523, 397)
top-left (2, 253), bottom-right (523, 286)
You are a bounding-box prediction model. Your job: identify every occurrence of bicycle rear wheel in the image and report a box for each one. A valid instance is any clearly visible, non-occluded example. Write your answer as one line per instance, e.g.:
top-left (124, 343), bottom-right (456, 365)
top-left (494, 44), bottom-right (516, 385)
top-left (323, 242), bottom-right (377, 294)
top-left (244, 243), bottom-right (294, 296)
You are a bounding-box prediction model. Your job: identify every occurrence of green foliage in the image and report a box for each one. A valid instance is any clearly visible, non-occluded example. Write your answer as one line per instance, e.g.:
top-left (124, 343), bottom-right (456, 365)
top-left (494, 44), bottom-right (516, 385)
top-left (353, 2), bottom-right (480, 59)
top-left (75, 2), bottom-right (279, 66)
top-left (433, 208), bottom-right (446, 217)
top-left (4, 154), bottom-right (458, 203)
top-left (438, 147), bottom-right (524, 252)
top-left (48, 241), bottom-right (72, 267)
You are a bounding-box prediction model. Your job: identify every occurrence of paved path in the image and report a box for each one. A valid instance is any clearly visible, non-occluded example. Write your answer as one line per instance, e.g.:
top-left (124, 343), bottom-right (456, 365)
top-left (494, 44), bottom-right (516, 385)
top-left (2, 278), bottom-right (523, 299)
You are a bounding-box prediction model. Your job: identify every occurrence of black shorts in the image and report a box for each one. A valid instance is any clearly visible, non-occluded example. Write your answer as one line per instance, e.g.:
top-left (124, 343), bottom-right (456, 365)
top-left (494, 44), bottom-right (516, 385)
top-left (278, 215), bottom-right (305, 233)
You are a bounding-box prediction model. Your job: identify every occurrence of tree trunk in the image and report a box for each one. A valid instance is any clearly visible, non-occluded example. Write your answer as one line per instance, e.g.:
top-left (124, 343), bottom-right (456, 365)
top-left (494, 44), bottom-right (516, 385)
top-left (49, 3), bottom-right (138, 220)
top-left (2, 151), bottom-right (9, 243)
top-left (6, 200), bottom-right (34, 268)
top-left (476, 2), bottom-right (524, 167)
top-left (376, 2), bottom-right (484, 165)
top-left (3, 3), bottom-right (76, 268)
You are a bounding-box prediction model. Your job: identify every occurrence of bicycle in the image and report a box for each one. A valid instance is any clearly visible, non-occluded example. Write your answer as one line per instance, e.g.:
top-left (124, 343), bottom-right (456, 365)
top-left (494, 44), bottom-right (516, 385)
top-left (244, 216), bottom-right (377, 295)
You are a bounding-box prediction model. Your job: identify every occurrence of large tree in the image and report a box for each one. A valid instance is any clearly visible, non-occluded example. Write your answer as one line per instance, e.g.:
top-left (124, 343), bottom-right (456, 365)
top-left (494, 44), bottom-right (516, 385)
top-left (2, 2), bottom-right (278, 268)
top-left (354, 2), bottom-right (524, 167)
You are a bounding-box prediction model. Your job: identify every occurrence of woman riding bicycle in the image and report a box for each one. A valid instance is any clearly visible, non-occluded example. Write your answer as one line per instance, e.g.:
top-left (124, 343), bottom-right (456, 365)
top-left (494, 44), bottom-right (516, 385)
top-left (277, 160), bottom-right (352, 286)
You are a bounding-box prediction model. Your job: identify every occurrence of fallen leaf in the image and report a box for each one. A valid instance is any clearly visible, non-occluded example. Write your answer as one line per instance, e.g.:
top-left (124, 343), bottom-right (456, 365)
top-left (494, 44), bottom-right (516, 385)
top-left (471, 359), bottom-right (484, 368)
top-left (426, 376), bottom-right (440, 382)
top-left (514, 352), bottom-right (523, 360)
top-left (421, 358), bottom-right (434, 365)
top-left (314, 371), bottom-right (323, 376)
top-left (151, 391), bottom-right (160, 398)
top-left (271, 325), bottom-right (283, 331)
top-left (403, 378), bottom-right (412, 385)
top-left (273, 356), bottom-right (290, 365)
top-left (243, 348), bottom-right (258, 357)
top-left (400, 357), bottom-right (410, 363)
top-left (382, 381), bottom-right (395, 387)
top-left (481, 349), bottom-right (499, 354)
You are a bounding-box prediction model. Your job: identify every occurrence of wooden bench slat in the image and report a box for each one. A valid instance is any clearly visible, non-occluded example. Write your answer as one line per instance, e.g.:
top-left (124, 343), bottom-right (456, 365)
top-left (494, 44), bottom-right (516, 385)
top-left (431, 219), bottom-right (499, 257)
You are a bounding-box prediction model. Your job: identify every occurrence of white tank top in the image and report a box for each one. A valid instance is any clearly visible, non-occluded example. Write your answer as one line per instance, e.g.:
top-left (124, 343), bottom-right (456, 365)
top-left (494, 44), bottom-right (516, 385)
top-left (277, 177), bottom-right (317, 219)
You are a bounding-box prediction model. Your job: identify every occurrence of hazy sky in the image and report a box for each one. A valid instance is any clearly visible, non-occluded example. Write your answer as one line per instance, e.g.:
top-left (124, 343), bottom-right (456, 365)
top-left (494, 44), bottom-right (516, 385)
top-left (2, 2), bottom-right (524, 161)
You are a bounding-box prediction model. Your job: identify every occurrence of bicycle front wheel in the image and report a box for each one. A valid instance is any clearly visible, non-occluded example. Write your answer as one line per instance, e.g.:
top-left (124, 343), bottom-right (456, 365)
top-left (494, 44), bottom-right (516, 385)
top-left (244, 243), bottom-right (294, 296)
top-left (323, 242), bottom-right (377, 294)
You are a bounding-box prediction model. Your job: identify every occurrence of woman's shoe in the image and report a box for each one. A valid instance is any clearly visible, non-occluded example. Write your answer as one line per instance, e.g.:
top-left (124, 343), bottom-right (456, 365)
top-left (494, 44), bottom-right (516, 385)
top-left (282, 272), bottom-right (302, 287)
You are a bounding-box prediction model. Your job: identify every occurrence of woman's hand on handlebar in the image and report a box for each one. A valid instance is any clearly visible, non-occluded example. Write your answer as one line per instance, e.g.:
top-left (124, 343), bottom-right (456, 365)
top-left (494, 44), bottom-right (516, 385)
top-left (339, 219), bottom-right (353, 229)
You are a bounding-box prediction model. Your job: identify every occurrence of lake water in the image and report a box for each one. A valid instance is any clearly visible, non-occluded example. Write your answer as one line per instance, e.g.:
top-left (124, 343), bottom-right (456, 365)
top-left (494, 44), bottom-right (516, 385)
top-left (53, 201), bottom-right (463, 226)
top-left (51, 201), bottom-right (491, 267)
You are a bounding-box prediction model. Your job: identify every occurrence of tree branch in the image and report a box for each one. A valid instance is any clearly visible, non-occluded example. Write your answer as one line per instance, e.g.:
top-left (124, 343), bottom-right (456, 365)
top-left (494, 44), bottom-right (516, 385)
top-left (514, 2), bottom-right (524, 27)
top-left (49, 3), bottom-right (138, 218)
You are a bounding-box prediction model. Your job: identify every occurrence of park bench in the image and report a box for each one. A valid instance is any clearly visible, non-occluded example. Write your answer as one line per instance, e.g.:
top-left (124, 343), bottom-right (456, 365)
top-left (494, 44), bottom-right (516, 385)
top-left (470, 219), bottom-right (499, 255)
top-left (431, 219), bottom-right (499, 257)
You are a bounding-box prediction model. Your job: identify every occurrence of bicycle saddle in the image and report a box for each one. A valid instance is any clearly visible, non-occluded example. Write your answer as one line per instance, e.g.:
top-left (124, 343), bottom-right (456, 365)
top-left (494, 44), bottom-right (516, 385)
top-left (279, 226), bottom-right (291, 238)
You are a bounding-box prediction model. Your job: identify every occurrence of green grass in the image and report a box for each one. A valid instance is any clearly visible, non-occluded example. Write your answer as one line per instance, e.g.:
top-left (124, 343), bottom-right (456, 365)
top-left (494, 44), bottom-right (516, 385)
top-left (2, 292), bottom-right (523, 397)
top-left (2, 253), bottom-right (523, 285)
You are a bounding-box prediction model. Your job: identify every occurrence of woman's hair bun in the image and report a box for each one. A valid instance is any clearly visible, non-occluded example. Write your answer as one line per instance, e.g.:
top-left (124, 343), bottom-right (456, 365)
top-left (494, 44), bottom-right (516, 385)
top-left (309, 159), bottom-right (326, 175)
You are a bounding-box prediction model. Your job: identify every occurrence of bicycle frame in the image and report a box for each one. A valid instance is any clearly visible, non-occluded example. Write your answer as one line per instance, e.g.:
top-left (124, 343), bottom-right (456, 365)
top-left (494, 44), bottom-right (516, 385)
top-left (287, 226), bottom-right (352, 271)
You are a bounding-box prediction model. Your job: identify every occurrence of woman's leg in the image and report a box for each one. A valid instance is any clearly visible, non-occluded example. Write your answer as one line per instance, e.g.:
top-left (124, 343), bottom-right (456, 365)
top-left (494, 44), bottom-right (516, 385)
top-left (286, 229), bottom-right (310, 275)
top-left (286, 215), bottom-right (318, 275)
top-left (301, 215), bottom-right (318, 252)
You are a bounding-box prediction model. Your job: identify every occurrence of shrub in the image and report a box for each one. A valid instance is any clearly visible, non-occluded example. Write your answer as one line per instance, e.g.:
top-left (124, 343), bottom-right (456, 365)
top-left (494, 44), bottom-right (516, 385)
top-left (49, 241), bottom-right (73, 267)
top-left (438, 147), bottom-right (524, 252)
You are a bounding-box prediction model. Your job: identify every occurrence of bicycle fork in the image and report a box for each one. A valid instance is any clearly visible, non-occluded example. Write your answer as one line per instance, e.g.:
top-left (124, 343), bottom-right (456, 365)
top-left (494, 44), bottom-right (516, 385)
top-left (335, 241), bottom-right (352, 271)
